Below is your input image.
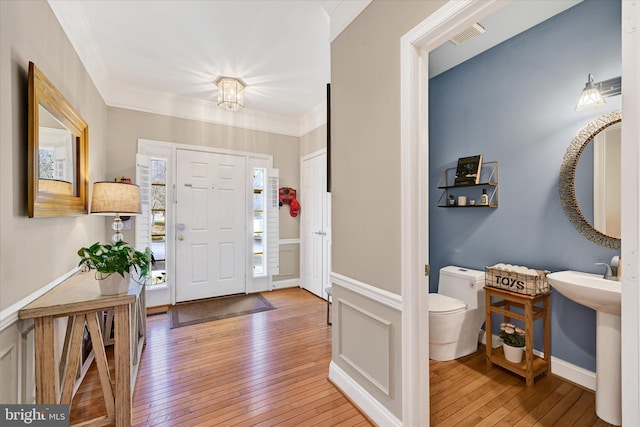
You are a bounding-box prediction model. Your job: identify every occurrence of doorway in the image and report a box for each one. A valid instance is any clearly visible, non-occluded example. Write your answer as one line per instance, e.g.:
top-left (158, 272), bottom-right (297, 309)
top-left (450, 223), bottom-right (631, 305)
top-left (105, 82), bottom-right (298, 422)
top-left (400, 1), bottom-right (508, 424)
top-left (138, 139), bottom-right (277, 306)
top-left (401, 1), bottom-right (639, 425)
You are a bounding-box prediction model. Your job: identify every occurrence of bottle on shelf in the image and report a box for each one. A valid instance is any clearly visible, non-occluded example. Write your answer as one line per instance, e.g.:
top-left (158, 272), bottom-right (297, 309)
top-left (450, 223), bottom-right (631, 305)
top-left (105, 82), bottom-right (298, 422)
top-left (481, 189), bottom-right (489, 205)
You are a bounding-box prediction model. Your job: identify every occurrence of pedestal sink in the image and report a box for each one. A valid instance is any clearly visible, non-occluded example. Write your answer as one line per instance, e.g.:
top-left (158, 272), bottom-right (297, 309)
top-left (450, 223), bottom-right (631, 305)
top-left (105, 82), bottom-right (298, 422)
top-left (547, 271), bottom-right (621, 426)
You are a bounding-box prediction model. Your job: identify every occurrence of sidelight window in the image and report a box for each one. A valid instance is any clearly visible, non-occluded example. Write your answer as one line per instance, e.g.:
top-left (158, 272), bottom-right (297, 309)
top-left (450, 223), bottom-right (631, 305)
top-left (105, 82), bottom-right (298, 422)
top-left (150, 158), bottom-right (166, 286)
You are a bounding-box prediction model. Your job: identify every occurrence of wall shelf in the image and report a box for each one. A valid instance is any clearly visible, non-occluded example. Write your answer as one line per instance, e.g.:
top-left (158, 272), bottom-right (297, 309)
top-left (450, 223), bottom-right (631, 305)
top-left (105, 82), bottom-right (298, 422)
top-left (437, 161), bottom-right (499, 208)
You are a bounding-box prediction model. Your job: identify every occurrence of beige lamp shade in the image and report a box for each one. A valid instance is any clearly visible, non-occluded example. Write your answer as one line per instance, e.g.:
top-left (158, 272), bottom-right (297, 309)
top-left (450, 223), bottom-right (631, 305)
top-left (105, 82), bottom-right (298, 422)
top-left (91, 181), bottom-right (141, 215)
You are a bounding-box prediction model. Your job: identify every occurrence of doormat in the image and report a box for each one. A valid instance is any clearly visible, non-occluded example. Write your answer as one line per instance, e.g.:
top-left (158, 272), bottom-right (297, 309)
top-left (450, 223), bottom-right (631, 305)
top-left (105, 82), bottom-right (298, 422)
top-left (169, 293), bottom-right (276, 329)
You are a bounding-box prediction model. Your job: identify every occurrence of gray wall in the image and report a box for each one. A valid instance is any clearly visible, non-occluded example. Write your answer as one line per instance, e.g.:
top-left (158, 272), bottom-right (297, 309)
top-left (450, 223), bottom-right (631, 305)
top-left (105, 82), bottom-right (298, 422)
top-left (300, 124), bottom-right (326, 158)
top-left (429, 0), bottom-right (621, 372)
top-left (331, 0), bottom-right (446, 293)
top-left (0, 0), bottom-right (108, 311)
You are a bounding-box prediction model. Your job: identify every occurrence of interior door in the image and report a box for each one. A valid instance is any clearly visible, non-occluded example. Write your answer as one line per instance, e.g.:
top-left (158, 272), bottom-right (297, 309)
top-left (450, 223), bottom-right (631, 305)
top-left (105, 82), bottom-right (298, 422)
top-left (176, 149), bottom-right (246, 302)
top-left (301, 151), bottom-right (327, 299)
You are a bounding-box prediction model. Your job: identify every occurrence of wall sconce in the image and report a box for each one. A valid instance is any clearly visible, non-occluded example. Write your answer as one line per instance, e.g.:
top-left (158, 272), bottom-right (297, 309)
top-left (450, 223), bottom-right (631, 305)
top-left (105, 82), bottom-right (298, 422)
top-left (91, 181), bottom-right (141, 242)
top-left (575, 74), bottom-right (621, 112)
top-left (216, 77), bottom-right (245, 112)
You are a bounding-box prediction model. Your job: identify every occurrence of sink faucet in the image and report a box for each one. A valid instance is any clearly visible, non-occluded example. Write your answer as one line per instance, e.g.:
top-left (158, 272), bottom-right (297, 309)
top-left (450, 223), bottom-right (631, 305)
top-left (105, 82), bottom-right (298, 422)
top-left (595, 255), bottom-right (621, 280)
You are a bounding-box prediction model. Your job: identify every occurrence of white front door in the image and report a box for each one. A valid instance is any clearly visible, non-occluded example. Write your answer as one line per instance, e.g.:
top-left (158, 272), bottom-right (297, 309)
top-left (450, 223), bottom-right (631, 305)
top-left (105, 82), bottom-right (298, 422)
top-left (301, 151), bottom-right (327, 299)
top-left (176, 149), bottom-right (246, 302)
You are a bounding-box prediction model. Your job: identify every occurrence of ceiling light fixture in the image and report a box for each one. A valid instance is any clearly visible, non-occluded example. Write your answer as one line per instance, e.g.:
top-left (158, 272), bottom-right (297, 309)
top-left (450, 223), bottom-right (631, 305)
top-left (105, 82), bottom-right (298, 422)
top-left (216, 77), bottom-right (245, 112)
top-left (575, 74), bottom-right (621, 112)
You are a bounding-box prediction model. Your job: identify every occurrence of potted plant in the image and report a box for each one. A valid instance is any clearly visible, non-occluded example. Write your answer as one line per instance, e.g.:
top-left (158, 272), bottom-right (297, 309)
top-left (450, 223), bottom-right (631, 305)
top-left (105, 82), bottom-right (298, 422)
top-left (78, 240), bottom-right (154, 295)
top-left (500, 322), bottom-right (526, 363)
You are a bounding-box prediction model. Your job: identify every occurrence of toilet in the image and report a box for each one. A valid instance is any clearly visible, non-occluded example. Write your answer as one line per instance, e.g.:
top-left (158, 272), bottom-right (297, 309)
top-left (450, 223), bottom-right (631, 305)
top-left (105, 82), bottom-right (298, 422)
top-left (429, 266), bottom-right (486, 361)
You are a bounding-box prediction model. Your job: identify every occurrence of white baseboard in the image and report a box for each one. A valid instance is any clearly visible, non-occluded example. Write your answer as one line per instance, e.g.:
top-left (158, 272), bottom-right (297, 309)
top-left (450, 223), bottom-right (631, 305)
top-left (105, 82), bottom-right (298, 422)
top-left (481, 332), bottom-right (595, 391)
top-left (479, 330), bottom-right (503, 349)
top-left (329, 361), bottom-right (401, 427)
top-left (545, 352), bottom-right (596, 391)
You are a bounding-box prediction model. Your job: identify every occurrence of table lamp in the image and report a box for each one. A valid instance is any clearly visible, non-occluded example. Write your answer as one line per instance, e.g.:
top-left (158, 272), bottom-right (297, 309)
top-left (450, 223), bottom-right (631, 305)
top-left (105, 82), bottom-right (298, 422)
top-left (91, 181), bottom-right (141, 242)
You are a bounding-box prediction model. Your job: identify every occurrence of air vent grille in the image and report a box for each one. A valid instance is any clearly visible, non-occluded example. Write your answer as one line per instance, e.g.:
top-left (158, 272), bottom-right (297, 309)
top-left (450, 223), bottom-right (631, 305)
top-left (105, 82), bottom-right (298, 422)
top-left (450, 23), bottom-right (486, 46)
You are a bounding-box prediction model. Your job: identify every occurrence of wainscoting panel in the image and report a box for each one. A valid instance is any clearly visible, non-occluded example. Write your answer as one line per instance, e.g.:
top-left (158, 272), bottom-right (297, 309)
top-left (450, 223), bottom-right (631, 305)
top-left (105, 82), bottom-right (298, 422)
top-left (329, 273), bottom-right (403, 422)
top-left (20, 321), bottom-right (36, 404)
top-left (272, 241), bottom-right (300, 283)
top-left (0, 341), bottom-right (17, 403)
top-left (278, 246), bottom-right (298, 276)
top-left (338, 299), bottom-right (391, 395)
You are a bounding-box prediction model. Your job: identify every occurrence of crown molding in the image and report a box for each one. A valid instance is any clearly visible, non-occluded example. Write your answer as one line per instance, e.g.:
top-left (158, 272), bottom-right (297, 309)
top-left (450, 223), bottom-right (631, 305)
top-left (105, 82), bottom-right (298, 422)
top-left (300, 101), bottom-right (327, 136)
top-left (322, 0), bottom-right (372, 42)
top-left (108, 84), bottom-right (307, 137)
top-left (108, 87), bottom-right (326, 138)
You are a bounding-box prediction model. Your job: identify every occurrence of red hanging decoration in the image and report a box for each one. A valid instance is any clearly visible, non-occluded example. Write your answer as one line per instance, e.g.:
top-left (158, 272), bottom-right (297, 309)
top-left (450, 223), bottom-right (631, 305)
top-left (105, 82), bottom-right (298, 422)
top-left (279, 187), bottom-right (300, 217)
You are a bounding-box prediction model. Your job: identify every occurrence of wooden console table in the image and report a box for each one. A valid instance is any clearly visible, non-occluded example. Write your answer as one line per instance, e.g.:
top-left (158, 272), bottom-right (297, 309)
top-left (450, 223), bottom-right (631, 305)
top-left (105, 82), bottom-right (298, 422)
top-left (485, 287), bottom-right (551, 386)
top-left (19, 272), bottom-right (145, 427)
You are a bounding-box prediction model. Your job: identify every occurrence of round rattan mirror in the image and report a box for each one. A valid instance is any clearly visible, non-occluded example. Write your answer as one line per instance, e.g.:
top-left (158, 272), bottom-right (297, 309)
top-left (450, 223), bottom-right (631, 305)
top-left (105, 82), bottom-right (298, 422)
top-left (559, 110), bottom-right (621, 249)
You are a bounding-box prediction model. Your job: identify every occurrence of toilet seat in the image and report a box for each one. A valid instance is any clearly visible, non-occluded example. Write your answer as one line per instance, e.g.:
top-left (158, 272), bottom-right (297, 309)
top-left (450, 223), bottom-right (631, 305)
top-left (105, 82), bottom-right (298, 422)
top-left (429, 293), bottom-right (466, 315)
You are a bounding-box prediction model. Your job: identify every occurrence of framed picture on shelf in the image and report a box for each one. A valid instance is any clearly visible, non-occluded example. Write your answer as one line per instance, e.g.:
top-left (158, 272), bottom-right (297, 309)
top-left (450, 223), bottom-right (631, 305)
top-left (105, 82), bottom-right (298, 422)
top-left (454, 154), bottom-right (482, 185)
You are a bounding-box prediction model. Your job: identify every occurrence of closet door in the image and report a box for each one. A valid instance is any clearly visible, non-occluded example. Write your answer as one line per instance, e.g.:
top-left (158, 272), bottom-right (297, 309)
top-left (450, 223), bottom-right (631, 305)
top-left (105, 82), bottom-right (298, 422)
top-left (300, 150), bottom-right (328, 299)
top-left (175, 150), bottom-right (246, 302)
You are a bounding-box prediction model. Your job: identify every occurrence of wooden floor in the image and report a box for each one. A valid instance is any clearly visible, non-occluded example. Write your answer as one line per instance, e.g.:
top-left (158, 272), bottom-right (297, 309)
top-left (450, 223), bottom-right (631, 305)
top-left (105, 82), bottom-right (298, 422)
top-left (69, 287), bottom-right (613, 426)
top-left (70, 288), bottom-right (371, 426)
top-left (430, 348), bottom-right (614, 427)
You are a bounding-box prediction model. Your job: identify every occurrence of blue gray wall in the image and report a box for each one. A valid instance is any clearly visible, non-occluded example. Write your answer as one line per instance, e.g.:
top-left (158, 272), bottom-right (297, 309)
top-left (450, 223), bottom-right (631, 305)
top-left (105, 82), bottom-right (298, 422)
top-left (429, 0), bottom-right (621, 372)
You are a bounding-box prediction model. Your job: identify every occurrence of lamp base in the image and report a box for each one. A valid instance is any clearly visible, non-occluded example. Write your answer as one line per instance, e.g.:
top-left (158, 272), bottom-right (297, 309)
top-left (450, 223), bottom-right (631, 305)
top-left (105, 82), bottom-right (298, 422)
top-left (112, 217), bottom-right (124, 242)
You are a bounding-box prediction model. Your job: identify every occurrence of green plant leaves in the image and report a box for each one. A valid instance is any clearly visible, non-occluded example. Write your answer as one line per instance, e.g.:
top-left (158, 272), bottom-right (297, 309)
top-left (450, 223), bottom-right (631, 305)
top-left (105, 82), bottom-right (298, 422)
top-left (78, 240), bottom-right (154, 284)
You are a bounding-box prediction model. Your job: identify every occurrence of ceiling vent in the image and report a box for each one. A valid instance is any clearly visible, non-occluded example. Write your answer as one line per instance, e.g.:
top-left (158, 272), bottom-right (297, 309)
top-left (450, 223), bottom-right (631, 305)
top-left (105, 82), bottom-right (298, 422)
top-left (449, 23), bottom-right (486, 46)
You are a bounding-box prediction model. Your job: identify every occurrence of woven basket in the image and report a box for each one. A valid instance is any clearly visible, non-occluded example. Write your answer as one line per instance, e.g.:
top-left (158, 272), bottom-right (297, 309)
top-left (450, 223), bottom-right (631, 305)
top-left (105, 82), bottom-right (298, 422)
top-left (485, 266), bottom-right (550, 296)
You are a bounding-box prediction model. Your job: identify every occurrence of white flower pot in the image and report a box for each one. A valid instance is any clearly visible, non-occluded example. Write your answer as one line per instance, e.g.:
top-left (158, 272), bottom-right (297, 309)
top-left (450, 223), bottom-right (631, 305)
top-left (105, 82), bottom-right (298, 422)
top-left (97, 272), bottom-right (131, 295)
top-left (503, 343), bottom-right (524, 363)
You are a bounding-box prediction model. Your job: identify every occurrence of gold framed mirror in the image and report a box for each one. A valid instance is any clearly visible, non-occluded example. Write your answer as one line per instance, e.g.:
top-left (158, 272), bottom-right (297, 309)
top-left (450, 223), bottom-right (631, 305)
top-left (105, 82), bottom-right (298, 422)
top-left (559, 110), bottom-right (621, 249)
top-left (28, 62), bottom-right (88, 217)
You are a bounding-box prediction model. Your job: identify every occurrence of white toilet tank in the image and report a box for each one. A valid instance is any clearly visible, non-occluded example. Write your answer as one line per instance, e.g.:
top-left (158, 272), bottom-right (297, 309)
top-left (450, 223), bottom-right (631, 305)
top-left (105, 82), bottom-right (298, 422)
top-left (438, 266), bottom-right (486, 309)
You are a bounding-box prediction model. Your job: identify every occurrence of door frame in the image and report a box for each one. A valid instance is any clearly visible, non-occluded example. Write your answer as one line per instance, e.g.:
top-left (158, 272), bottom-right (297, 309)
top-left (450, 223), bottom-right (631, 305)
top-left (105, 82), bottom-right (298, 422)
top-left (400, 1), bottom-right (640, 425)
top-left (138, 138), bottom-right (272, 306)
top-left (400, 1), bottom-right (512, 424)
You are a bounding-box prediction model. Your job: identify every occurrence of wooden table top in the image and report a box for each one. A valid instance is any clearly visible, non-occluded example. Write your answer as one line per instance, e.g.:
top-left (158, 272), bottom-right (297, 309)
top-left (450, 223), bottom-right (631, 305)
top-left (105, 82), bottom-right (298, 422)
top-left (19, 272), bottom-right (140, 319)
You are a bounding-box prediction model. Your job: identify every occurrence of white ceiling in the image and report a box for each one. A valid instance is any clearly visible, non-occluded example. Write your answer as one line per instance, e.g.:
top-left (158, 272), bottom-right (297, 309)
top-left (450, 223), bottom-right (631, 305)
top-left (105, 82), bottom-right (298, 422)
top-left (48, 0), bottom-right (581, 137)
top-left (48, 0), bottom-right (332, 136)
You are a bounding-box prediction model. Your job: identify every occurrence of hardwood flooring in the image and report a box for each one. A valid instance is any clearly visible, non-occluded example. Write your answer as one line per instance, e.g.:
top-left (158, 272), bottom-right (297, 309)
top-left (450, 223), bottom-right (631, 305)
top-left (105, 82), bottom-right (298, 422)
top-left (69, 287), bottom-right (612, 426)
top-left (430, 348), bottom-right (614, 427)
